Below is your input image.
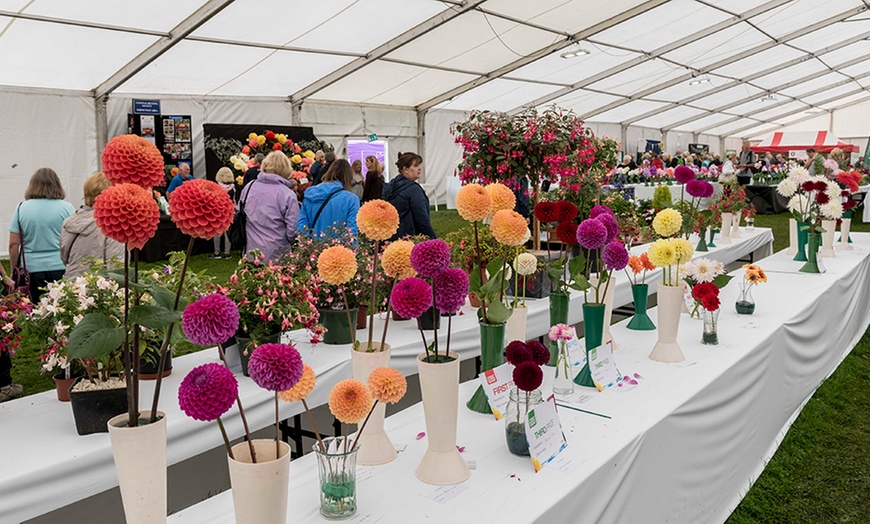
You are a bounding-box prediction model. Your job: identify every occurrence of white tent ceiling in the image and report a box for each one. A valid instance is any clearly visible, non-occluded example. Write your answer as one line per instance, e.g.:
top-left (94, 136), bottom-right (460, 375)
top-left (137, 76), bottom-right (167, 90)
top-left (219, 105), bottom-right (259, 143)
top-left (2, 0), bottom-right (870, 138)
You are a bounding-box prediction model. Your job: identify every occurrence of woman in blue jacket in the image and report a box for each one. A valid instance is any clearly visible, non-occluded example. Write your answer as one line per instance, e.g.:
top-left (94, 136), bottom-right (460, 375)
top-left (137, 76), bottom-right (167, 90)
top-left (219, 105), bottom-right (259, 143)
top-left (297, 159), bottom-right (360, 237)
top-left (382, 152), bottom-right (437, 240)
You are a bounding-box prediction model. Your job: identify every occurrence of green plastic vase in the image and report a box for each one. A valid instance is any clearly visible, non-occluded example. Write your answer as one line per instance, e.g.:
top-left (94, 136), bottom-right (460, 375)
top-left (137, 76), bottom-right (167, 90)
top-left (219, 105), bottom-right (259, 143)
top-left (319, 308), bottom-right (359, 345)
top-left (547, 292), bottom-right (570, 365)
top-left (696, 228), bottom-right (708, 252)
top-left (800, 233), bottom-right (822, 273)
top-left (708, 229), bottom-right (717, 248)
top-left (467, 321), bottom-right (506, 414)
top-left (626, 284), bottom-right (656, 331)
top-left (794, 222), bottom-right (810, 262)
top-left (574, 303), bottom-right (604, 388)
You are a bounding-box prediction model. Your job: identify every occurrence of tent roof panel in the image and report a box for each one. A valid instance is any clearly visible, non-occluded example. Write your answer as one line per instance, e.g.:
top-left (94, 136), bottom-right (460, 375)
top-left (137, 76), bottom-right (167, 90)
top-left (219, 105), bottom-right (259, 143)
top-left (789, 13), bottom-right (870, 53)
top-left (747, 0), bottom-right (862, 39)
top-left (752, 60), bottom-right (829, 91)
top-left (509, 42), bottom-right (640, 86)
top-left (703, 117), bottom-right (759, 136)
top-left (728, 96), bottom-right (793, 117)
top-left (672, 112), bottom-right (736, 132)
top-left (13, 0), bottom-right (204, 32)
top-left (435, 78), bottom-right (563, 112)
top-left (712, 44), bottom-right (807, 78)
top-left (700, 0), bottom-right (775, 15)
top-left (209, 51), bottom-right (356, 97)
top-left (752, 100), bottom-right (810, 121)
top-left (585, 59), bottom-right (689, 97)
top-left (691, 84), bottom-right (764, 109)
top-left (591, 99), bottom-right (671, 122)
top-left (820, 92), bottom-right (870, 110)
top-left (633, 105), bottom-right (706, 129)
top-left (780, 71), bottom-right (850, 97)
top-left (824, 40), bottom-right (870, 67)
top-left (550, 90), bottom-right (623, 116)
top-left (802, 83), bottom-right (864, 105)
top-left (839, 61), bottom-right (870, 77)
top-left (647, 74), bottom-right (733, 103)
top-left (483, 0), bottom-right (651, 33)
top-left (660, 23), bottom-right (770, 70)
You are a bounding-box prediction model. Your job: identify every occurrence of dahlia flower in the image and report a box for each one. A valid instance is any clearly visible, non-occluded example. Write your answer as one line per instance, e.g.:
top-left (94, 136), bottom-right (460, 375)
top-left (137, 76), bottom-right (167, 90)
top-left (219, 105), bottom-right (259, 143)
top-left (596, 213), bottom-right (619, 243)
top-left (674, 165), bottom-right (695, 184)
top-left (357, 200), bottom-right (399, 241)
top-left (329, 379), bottom-right (372, 424)
top-left (527, 340), bottom-right (550, 366)
top-left (93, 183), bottom-right (160, 250)
top-left (278, 364), bottom-right (316, 403)
top-left (433, 268), bottom-right (469, 315)
top-left (178, 363), bottom-right (238, 422)
top-left (318, 246), bottom-right (358, 286)
top-left (485, 183), bottom-right (516, 213)
top-left (490, 210), bottom-right (529, 246)
top-left (602, 241), bottom-right (629, 271)
top-left (182, 294), bottom-right (240, 347)
top-left (776, 178), bottom-right (797, 198)
top-left (169, 179), bottom-right (235, 239)
top-left (555, 201), bottom-right (578, 222)
top-left (390, 277), bottom-right (433, 319)
top-left (556, 221), bottom-right (579, 245)
top-left (505, 340), bottom-right (533, 365)
top-left (648, 239), bottom-right (676, 267)
top-left (248, 343), bottom-right (304, 392)
top-left (576, 219), bottom-right (608, 250)
top-left (589, 205), bottom-right (614, 219)
top-left (381, 240), bottom-right (416, 280)
top-left (456, 184), bottom-right (493, 222)
top-left (513, 361), bottom-right (543, 392)
top-left (368, 367), bottom-right (407, 404)
top-left (514, 253), bottom-right (538, 276)
top-left (533, 202), bottom-right (559, 223)
top-left (652, 208), bottom-right (682, 237)
top-left (671, 238), bottom-right (694, 264)
top-left (102, 134), bottom-right (166, 188)
top-left (410, 239), bottom-right (451, 277)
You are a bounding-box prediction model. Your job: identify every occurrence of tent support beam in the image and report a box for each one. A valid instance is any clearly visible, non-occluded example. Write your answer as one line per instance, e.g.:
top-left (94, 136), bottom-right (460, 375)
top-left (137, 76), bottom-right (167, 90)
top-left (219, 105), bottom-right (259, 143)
top-left (93, 0), bottom-right (237, 99)
top-left (94, 94), bottom-right (109, 169)
top-left (418, 110), bottom-right (427, 181)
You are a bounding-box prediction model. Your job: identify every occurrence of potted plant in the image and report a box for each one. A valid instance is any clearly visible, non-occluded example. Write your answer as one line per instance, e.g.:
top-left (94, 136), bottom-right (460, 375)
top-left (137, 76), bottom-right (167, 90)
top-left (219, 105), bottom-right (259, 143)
top-left (446, 224), bottom-right (500, 304)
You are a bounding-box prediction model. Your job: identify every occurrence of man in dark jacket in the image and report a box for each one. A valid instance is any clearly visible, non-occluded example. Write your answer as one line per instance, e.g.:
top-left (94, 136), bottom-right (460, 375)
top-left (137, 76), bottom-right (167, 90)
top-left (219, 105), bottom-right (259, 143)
top-left (382, 153), bottom-right (437, 240)
top-left (242, 153), bottom-right (264, 187)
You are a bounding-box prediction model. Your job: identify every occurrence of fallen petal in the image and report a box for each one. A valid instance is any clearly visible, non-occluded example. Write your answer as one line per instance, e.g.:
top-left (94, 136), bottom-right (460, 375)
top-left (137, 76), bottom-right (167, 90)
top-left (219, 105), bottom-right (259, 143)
top-left (456, 445), bottom-right (465, 453)
top-left (416, 432), bottom-right (426, 440)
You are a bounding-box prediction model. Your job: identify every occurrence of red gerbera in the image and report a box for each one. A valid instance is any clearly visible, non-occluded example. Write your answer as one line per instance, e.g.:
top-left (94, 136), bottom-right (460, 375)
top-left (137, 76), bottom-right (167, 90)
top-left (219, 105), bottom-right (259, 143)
top-left (169, 179), bottom-right (235, 239)
top-left (556, 221), bottom-right (579, 245)
top-left (101, 134), bottom-right (165, 188)
top-left (93, 183), bottom-right (160, 250)
top-left (534, 202), bottom-right (559, 223)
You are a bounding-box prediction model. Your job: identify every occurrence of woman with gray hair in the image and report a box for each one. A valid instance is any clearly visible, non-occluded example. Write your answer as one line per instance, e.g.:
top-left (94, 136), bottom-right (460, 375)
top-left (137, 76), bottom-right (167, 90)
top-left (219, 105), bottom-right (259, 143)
top-left (60, 171), bottom-right (125, 278)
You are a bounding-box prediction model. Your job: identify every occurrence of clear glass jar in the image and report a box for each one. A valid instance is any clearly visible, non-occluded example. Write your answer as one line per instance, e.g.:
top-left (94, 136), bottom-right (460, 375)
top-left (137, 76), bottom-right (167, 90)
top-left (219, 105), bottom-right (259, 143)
top-left (702, 309), bottom-right (719, 345)
top-left (736, 283), bottom-right (755, 315)
top-left (504, 388), bottom-right (543, 456)
top-left (314, 436), bottom-right (358, 520)
top-left (553, 340), bottom-right (574, 396)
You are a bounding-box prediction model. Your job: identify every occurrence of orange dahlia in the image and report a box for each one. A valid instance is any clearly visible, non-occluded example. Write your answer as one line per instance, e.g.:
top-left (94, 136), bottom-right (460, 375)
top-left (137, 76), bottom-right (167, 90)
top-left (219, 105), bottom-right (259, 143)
top-left (168, 179), bottom-right (235, 239)
top-left (357, 200), bottom-right (400, 241)
top-left (490, 209), bottom-right (529, 246)
top-left (328, 379), bottom-right (372, 424)
top-left (101, 134), bottom-right (166, 188)
top-left (278, 364), bottom-right (316, 403)
top-left (317, 246), bottom-right (358, 286)
top-left (368, 367), bottom-right (407, 404)
top-left (456, 184), bottom-right (492, 222)
top-left (381, 240), bottom-right (416, 280)
top-left (93, 183), bottom-right (160, 250)
top-left (485, 183), bottom-right (516, 213)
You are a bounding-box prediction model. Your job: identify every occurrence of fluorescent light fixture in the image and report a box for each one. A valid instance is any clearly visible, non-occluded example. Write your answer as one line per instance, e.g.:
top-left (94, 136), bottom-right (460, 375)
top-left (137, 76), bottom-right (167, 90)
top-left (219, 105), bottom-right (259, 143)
top-left (560, 47), bottom-right (590, 59)
top-left (688, 78), bottom-right (710, 86)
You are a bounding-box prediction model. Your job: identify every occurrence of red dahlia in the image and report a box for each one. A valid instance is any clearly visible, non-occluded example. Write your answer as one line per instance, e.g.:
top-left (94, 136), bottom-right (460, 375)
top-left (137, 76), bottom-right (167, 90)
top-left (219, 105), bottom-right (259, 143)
top-left (93, 183), bottom-right (160, 250)
top-left (556, 221), bottom-right (579, 245)
top-left (534, 202), bottom-right (559, 223)
top-left (168, 179), bottom-right (235, 239)
top-left (101, 135), bottom-right (166, 188)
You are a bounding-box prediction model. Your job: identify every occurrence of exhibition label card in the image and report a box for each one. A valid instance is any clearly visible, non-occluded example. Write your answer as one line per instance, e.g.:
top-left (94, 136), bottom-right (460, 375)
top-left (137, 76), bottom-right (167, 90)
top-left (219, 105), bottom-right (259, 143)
top-left (588, 341), bottom-right (621, 392)
top-left (564, 327), bottom-right (586, 368)
top-left (525, 395), bottom-right (568, 473)
top-left (479, 362), bottom-right (515, 420)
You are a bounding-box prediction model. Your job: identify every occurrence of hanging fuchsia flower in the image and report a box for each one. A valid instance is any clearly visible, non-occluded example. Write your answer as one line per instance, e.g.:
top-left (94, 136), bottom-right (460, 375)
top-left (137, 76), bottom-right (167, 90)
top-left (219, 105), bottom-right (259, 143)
top-left (674, 165), bottom-right (695, 184)
top-left (576, 219), bottom-right (608, 250)
top-left (391, 277), bottom-right (433, 319)
top-left (248, 343), bottom-right (304, 392)
top-left (434, 268), bottom-right (469, 315)
top-left (178, 363), bottom-right (238, 422)
top-left (410, 239), bottom-right (451, 278)
top-left (182, 294), bottom-right (240, 347)
top-left (602, 241), bottom-right (629, 271)
top-left (595, 213), bottom-right (619, 243)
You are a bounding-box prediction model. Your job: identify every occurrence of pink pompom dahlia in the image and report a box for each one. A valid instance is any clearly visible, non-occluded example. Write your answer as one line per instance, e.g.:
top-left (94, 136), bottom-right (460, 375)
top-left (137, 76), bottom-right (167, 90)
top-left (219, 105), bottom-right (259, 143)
top-left (248, 343), bottom-right (304, 392)
top-left (178, 363), bottom-right (238, 422)
top-left (182, 294), bottom-right (240, 347)
top-left (391, 277), bottom-right (433, 319)
top-left (410, 239), bottom-right (451, 278)
top-left (433, 268), bottom-right (469, 315)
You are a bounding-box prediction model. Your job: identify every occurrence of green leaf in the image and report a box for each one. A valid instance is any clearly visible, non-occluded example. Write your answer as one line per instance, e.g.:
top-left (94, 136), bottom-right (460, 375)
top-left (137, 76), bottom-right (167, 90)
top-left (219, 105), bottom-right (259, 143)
top-left (571, 274), bottom-right (590, 291)
top-left (712, 274), bottom-right (734, 289)
top-left (486, 258), bottom-right (504, 278)
top-left (487, 300), bottom-right (512, 324)
top-left (129, 305), bottom-right (183, 330)
top-left (68, 313), bottom-right (126, 360)
top-left (149, 283), bottom-right (184, 311)
top-left (105, 270), bottom-right (147, 289)
top-left (469, 266), bottom-right (482, 295)
top-left (568, 256), bottom-right (585, 278)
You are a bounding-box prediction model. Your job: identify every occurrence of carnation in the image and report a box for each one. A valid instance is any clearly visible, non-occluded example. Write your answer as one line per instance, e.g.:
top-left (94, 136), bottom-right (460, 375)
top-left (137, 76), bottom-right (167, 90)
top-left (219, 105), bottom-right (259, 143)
top-left (548, 323), bottom-right (573, 341)
top-left (410, 239), bottom-right (451, 277)
top-left (248, 343), bottom-right (304, 392)
top-left (391, 277), bottom-right (433, 319)
top-left (602, 241), bottom-right (629, 271)
top-left (178, 363), bottom-right (238, 422)
top-left (433, 268), bottom-right (469, 315)
top-left (513, 361), bottom-right (543, 392)
top-left (576, 218), bottom-right (608, 250)
top-left (514, 253), bottom-right (538, 276)
top-left (505, 340), bottom-right (533, 365)
top-left (182, 294), bottom-right (240, 347)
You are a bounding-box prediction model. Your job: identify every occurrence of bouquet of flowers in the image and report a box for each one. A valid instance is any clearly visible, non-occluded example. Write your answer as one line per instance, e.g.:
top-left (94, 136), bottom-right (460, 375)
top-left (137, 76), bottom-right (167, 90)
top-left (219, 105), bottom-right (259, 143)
top-left (781, 176), bottom-right (843, 234)
top-left (681, 258), bottom-right (731, 318)
top-left (623, 253), bottom-right (656, 286)
top-left (647, 208), bottom-right (694, 286)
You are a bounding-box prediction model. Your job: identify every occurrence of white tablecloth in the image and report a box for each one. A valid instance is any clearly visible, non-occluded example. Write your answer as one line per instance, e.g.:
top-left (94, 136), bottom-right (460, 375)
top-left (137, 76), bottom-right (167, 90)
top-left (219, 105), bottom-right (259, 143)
top-left (0, 228), bottom-right (773, 523)
top-left (169, 233), bottom-right (870, 524)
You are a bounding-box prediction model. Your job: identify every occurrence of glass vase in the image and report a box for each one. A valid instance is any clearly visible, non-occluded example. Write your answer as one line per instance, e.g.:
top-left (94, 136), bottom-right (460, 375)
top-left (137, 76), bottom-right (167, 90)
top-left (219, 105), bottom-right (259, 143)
top-left (702, 309), bottom-right (719, 345)
top-left (553, 340), bottom-right (574, 396)
top-left (736, 284), bottom-right (755, 315)
top-left (315, 436), bottom-right (358, 520)
top-left (504, 389), bottom-right (543, 456)
top-left (547, 291), bottom-right (570, 365)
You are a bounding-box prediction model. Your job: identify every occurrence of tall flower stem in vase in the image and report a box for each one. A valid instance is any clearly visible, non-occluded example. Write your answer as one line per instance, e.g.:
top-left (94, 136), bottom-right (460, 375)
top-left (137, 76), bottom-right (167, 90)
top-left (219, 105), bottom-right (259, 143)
top-left (473, 221), bottom-right (487, 324)
top-left (367, 240), bottom-right (380, 349)
top-left (216, 343), bottom-right (257, 462)
top-left (379, 278), bottom-right (396, 350)
top-left (341, 289), bottom-right (357, 346)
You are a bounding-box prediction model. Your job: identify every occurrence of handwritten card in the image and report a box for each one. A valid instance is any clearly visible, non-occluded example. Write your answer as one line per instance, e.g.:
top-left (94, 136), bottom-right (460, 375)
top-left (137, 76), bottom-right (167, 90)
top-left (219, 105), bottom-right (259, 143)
top-left (525, 395), bottom-right (568, 472)
top-left (479, 362), bottom-right (515, 420)
top-left (588, 341), bottom-right (621, 392)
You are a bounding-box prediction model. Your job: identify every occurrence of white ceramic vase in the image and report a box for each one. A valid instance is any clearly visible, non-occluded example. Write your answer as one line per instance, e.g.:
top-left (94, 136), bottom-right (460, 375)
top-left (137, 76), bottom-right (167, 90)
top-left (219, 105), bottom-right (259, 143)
top-left (351, 342), bottom-right (396, 466)
top-left (649, 283), bottom-right (685, 363)
top-left (787, 218), bottom-right (798, 256)
top-left (839, 217), bottom-right (852, 251)
top-left (107, 411), bottom-right (167, 524)
top-left (228, 439), bottom-right (291, 524)
top-left (731, 213), bottom-right (742, 238)
top-left (719, 213), bottom-right (733, 245)
top-left (504, 305), bottom-right (527, 345)
top-left (821, 219), bottom-right (837, 258)
top-left (416, 351), bottom-right (469, 485)
top-left (590, 274), bottom-right (616, 349)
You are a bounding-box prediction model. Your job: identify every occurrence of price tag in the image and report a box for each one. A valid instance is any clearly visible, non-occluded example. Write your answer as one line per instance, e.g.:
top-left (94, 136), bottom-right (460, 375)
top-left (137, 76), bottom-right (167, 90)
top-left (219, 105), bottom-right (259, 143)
top-left (525, 395), bottom-right (568, 472)
top-left (478, 362), bottom-right (515, 420)
top-left (588, 341), bottom-right (621, 392)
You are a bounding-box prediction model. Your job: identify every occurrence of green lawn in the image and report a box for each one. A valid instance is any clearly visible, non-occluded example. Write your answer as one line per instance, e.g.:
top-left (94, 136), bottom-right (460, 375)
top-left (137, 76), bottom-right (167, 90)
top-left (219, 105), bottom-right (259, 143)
top-left (4, 209), bottom-right (869, 522)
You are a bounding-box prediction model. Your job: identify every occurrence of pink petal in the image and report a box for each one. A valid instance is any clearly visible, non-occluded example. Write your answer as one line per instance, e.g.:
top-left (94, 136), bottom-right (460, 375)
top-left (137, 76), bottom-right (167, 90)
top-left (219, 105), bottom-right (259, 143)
top-left (416, 432), bottom-right (426, 440)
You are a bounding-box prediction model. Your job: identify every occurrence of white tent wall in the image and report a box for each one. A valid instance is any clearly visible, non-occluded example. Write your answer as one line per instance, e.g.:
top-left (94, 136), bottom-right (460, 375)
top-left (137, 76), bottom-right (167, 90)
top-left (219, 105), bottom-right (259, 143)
top-left (424, 109), bottom-right (468, 205)
top-left (725, 137), bottom-right (743, 153)
top-left (0, 89), bottom-right (97, 257)
top-left (625, 126), bottom-right (663, 156)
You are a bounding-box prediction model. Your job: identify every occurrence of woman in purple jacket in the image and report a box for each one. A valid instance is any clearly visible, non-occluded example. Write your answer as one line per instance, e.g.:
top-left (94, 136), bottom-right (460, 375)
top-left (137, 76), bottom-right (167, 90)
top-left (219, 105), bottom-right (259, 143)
top-left (238, 151), bottom-right (299, 262)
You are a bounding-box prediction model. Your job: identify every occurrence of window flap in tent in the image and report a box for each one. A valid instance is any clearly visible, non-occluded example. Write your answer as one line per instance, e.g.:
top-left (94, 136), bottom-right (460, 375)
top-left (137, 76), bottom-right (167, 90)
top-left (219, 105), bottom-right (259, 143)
top-left (435, 79), bottom-right (563, 112)
top-left (551, 90), bottom-right (624, 116)
top-left (660, 24), bottom-right (770, 70)
top-left (633, 105), bottom-right (706, 129)
top-left (510, 42), bottom-right (640, 86)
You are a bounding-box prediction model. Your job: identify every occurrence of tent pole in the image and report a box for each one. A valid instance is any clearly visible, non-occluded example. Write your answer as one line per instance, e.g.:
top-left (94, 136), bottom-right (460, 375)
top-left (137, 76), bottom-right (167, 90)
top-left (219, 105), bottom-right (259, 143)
top-left (94, 94), bottom-right (109, 169)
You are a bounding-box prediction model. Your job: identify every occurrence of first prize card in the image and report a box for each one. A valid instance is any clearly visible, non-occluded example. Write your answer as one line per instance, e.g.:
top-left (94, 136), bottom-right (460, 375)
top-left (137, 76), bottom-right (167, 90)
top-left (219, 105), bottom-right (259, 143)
top-left (479, 362), bottom-right (515, 420)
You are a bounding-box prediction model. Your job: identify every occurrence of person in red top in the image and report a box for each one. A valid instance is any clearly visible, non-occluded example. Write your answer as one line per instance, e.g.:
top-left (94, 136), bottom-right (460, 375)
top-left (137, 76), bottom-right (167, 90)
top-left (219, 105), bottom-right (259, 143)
top-left (651, 154), bottom-right (664, 171)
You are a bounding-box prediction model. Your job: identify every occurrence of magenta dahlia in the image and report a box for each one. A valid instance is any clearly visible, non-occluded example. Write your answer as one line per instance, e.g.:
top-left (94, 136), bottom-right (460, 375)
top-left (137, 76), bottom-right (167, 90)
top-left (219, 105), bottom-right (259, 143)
top-left (674, 165), bottom-right (695, 184)
top-left (589, 205), bottom-right (614, 219)
top-left (595, 213), bottom-right (619, 243)
top-left (576, 218), bottom-right (608, 250)
top-left (513, 361), bottom-right (543, 392)
top-left (433, 268), bottom-right (469, 315)
top-left (178, 363), bottom-right (238, 422)
top-left (602, 241), bottom-right (629, 271)
top-left (182, 294), bottom-right (240, 347)
top-left (410, 239), bottom-right (451, 278)
top-left (527, 340), bottom-right (550, 366)
top-left (686, 179), bottom-right (707, 198)
top-left (248, 343), bottom-right (304, 392)
top-left (505, 340), bottom-right (533, 365)
top-left (391, 277), bottom-right (433, 319)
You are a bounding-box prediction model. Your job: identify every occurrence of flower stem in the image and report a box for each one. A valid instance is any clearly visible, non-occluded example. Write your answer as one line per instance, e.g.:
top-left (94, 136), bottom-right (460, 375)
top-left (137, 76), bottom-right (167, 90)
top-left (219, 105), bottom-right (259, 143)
top-left (217, 343), bottom-right (257, 463)
top-left (379, 278), bottom-right (395, 350)
top-left (217, 417), bottom-right (234, 459)
top-left (302, 398), bottom-right (327, 454)
top-left (123, 246), bottom-right (135, 427)
top-left (367, 241), bottom-right (379, 350)
top-left (275, 392), bottom-right (280, 457)
top-left (341, 289), bottom-right (356, 347)
top-left (473, 221), bottom-right (487, 324)
top-left (350, 400), bottom-right (379, 452)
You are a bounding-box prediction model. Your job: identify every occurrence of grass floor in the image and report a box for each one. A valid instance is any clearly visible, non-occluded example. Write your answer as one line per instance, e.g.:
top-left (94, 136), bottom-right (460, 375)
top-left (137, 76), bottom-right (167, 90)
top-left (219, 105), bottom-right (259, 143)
top-left (4, 209), bottom-right (869, 522)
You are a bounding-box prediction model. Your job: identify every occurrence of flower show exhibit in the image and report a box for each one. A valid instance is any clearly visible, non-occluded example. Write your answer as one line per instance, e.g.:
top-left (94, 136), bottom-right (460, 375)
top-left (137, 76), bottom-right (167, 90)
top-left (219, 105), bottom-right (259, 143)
top-left (2, 107), bottom-right (870, 524)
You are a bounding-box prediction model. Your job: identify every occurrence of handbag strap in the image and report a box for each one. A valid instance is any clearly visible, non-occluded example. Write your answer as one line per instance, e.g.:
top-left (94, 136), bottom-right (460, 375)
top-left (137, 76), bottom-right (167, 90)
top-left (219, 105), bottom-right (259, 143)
top-left (311, 188), bottom-right (341, 230)
top-left (15, 203), bottom-right (27, 274)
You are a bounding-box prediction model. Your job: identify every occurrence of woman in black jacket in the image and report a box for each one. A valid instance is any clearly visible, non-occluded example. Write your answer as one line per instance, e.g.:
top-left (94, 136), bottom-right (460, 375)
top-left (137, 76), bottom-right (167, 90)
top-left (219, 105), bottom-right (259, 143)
top-left (382, 152), bottom-right (437, 240)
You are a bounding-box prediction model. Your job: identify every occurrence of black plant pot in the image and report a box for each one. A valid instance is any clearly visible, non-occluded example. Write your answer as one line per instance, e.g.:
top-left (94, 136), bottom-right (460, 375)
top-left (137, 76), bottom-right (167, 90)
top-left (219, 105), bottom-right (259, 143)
top-left (236, 332), bottom-right (282, 376)
top-left (418, 306), bottom-right (441, 330)
top-left (139, 349), bottom-right (172, 380)
top-left (68, 377), bottom-right (127, 435)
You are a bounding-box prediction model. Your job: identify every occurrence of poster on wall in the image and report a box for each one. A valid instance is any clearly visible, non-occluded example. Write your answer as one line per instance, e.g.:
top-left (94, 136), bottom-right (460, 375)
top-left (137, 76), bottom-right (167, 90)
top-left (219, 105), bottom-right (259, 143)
top-left (140, 115), bottom-right (156, 144)
top-left (160, 115), bottom-right (193, 173)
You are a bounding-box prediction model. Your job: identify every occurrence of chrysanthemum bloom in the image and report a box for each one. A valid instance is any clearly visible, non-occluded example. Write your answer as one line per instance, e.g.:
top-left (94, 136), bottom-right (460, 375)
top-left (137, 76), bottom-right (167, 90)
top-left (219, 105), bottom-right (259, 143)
top-left (652, 208), bottom-right (682, 237)
top-left (589, 205), bottom-right (614, 219)
top-left (368, 367), bottom-right (407, 404)
top-left (169, 179), bottom-right (235, 238)
top-left (596, 213), bottom-right (619, 243)
top-left (357, 200), bottom-right (399, 241)
top-left (329, 379), bottom-right (373, 424)
top-left (533, 201), bottom-right (559, 223)
top-left (527, 340), bottom-right (550, 366)
top-left (248, 343), bottom-right (304, 392)
top-left (555, 201), bottom-right (578, 222)
top-left (505, 340), bottom-right (533, 365)
top-left (671, 238), bottom-right (694, 264)
top-left (648, 239), bottom-right (676, 267)
top-left (381, 240), bottom-right (416, 280)
top-left (576, 218), bottom-right (608, 250)
top-left (410, 239), bottom-right (451, 277)
top-left (485, 183), bottom-right (516, 213)
top-left (93, 183), bottom-right (160, 250)
top-left (674, 165), bottom-right (695, 184)
top-left (490, 210), bottom-right (529, 246)
top-left (602, 241), bottom-right (629, 271)
top-left (513, 361), bottom-right (543, 392)
top-left (318, 246), bottom-right (358, 285)
top-left (102, 134), bottom-right (166, 188)
top-left (182, 294), bottom-right (240, 347)
top-left (456, 184), bottom-right (493, 222)
top-left (556, 221), bottom-right (578, 245)
top-left (390, 277), bottom-right (433, 319)
top-left (788, 194), bottom-right (809, 214)
top-left (178, 363), bottom-right (238, 422)
top-left (514, 253), bottom-right (538, 276)
top-left (278, 364), bottom-right (316, 403)
top-left (433, 268), bottom-right (469, 315)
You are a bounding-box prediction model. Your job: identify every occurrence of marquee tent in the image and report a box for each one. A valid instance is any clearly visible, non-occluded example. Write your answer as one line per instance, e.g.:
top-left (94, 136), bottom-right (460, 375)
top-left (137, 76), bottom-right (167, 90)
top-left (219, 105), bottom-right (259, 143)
top-left (750, 130), bottom-right (861, 154)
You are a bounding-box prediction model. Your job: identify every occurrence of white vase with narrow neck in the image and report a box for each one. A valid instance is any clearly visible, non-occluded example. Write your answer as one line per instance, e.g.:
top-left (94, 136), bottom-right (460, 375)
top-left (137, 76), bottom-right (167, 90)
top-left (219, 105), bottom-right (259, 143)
top-left (719, 213), bottom-right (733, 245)
top-left (820, 219), bottom-right (837, 258)
top-left (787, 218), bottom-right (798, 256)
top-left (839, 217), bottom-right (852, 251)
top-left (730, 214), bottom-right (742, 238)
top-left (504, 305), bottom-right (527, 345)
top-left (107, 411), bottom-right (167, 524)
top-left (227, 439), bottom-right (291, 524)
top-left (352, 343), bottom-right (395, 466)
top-left (649, 283), bottom-right (685, 363)
top-left (590, 274), bottom-right (616, 350)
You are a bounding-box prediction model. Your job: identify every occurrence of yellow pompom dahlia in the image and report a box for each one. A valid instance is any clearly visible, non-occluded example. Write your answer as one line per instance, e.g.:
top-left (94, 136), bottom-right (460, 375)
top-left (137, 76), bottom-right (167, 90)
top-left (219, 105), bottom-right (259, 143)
top-left (648, 239), bottom-right (677, 268)
top-left (652, 208), bottom-right (683, 237)
top-left (671, 237), bottom-right (694, 264)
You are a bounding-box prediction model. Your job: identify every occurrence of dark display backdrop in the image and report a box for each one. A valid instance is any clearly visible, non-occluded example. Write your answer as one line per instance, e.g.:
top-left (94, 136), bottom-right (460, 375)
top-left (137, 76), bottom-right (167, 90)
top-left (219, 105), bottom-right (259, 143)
top-left (203, 123), bottom-right (317, 180)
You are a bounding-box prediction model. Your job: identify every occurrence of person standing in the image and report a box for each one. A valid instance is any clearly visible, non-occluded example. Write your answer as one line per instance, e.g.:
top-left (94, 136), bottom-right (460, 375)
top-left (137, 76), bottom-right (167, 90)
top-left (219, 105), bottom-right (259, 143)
top-left (242, 153), bottom-right (265, 187)
top-left (382, 152), bottom-right (437, 240)
top-left (239, 151), bottom-right (299, 262)
top-left (167, 162), bottom-right (192, 194)
top-left (210, 167), bottom-right (236, 259)
top-left (350, 160), bottom-right (365, 200)
top-left (309, 150), bottom-right (326, 185)
top-left (297, 159), bottom-right (360, 237)
top-left (736, 140), bottom-right (757, 185)
top-left (362, 155), bottom-right (385, 202)
top-left (60, 172), bottom-right (125, 279)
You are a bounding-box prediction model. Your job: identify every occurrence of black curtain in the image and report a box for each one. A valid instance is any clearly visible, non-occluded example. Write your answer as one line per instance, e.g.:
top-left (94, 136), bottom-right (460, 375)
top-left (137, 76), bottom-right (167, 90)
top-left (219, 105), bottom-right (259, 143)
top-left (202, 123), bottom-right (317, 180)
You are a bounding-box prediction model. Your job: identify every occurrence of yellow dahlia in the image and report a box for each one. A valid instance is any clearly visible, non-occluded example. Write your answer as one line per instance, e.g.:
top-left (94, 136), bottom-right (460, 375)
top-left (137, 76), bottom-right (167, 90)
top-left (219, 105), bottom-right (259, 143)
top-left (357, 200), bottom-right (400, 241)
top-left (652, 208), bottom-right (683, 237)
top-left (328, 379), bottom-right (372, 424)
top-left (317, 246), bottom-right (358, 286)
top-left (367, 367), bottom-right (407, 404)
top-left (485, 183), bottom-right (516, 213)
top-left (648, 239), bottom-right (676, 268)
top-left (456, 184), bottom-right (492, 222)
top-left (490, 209), bottom-right (529, 246)
top-left (381, 240), bottom-right (416, 280)
top-left (278, 364), bottom-right (316, 403)
top-left (672, 237), bottom-right (694, 264)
